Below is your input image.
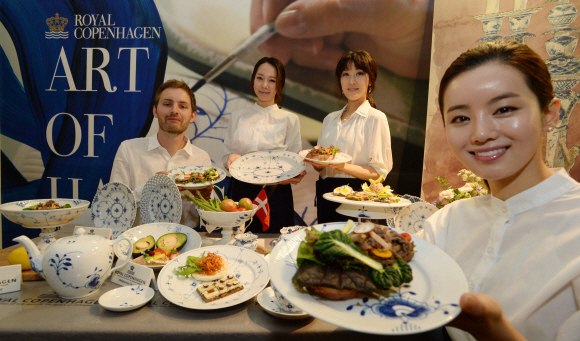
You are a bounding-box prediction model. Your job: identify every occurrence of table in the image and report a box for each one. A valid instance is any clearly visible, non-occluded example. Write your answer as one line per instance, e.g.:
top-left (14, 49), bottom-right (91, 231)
top-left (0, 231), bottom-right (449, 341)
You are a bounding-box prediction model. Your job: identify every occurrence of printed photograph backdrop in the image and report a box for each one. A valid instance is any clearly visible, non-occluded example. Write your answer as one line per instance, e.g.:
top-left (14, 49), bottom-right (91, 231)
top-left (0, 0), bottom-right (432, 248)
top-left (423, 0), bottom-right (580, 203)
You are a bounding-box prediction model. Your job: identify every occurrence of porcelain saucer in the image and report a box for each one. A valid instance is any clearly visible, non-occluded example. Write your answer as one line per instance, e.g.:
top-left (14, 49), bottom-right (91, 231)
top-left (98, 285), bottom-right (155, 312)
top-left (256, 287), bottom-right (310, 320)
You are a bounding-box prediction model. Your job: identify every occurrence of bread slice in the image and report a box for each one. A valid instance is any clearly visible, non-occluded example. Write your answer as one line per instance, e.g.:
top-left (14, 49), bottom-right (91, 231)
top-left (196, 275), bottom-right (245, 303)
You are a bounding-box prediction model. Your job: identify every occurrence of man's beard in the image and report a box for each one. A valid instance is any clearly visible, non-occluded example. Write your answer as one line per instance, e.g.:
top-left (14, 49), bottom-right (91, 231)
top-left (159, 115), bottom-right (190, 135)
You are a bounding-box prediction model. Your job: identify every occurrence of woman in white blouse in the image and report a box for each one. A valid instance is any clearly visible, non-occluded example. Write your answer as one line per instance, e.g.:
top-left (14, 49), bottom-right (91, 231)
top-left (306, 50), bottom-right (393, 223)
top-left (223, 57), bottom-right (305, 233)
top-left (424, 42), bottom-right (580, 340)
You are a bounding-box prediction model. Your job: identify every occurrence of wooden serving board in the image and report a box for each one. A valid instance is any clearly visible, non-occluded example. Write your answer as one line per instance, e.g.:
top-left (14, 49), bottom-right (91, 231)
top-left (0, 247), bottom-right (44, 281)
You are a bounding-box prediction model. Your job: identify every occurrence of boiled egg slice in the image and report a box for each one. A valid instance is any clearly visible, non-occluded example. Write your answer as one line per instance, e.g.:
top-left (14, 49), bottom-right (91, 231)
top-left (340, 186), bottom-right (353, 196)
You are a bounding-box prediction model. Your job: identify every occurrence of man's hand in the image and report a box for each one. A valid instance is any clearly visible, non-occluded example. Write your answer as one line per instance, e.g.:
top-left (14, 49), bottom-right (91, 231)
top-left (448, 293), bottom-right (526, 341)
top-left (226, 154), bottom-right (242, 169)
top-left (250, 0), bottom-right (432, 78)
top-left (278, 170), bottom-right (306, 185)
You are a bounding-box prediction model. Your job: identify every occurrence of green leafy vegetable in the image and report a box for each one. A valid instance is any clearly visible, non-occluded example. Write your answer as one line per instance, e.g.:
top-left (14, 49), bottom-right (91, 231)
top-left (313, 230), bottom-right (384, 272)
top-left (296, 241), bottom-right (325, 267)
top-left (305, 226), bottom-right (322, 243)
top-left (175, 252), bottom-right (205, 276)
top-left (371, 258), bottom-right (413, 289)
top-left (23, 205), bottom-right (38, 211)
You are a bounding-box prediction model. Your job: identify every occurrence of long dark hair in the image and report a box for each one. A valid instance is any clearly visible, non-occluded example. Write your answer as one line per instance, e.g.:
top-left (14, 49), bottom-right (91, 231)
top-left (335, 50), bottom-right (378, 108)
top-left (439, 42), bottom-right (554, 121)
top-left (250, 57), bottom-right (286, 104)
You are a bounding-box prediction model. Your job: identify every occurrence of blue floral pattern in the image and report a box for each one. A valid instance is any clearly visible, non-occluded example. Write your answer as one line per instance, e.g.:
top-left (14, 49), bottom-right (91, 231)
top-left (91, 182), bottom-right (136, 238)
top-left (229, 151), bottom-right (305, 184)
top-left (140, 174), bottom-right (182, 224)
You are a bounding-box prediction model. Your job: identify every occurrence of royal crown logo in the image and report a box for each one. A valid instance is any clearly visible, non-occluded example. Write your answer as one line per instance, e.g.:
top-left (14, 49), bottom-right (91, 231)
top-left (45, 13), bottom-right (69, 39)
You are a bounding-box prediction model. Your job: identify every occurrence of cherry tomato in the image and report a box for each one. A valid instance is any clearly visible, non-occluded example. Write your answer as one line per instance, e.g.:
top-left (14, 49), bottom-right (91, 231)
top-left (400, 233), bottom-right (412, 242)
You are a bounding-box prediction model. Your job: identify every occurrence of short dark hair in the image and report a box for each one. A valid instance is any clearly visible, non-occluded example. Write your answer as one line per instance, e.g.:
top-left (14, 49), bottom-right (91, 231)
top-left (335, 50), bottom-right (378, 108)
top-left (439, 42), bottom-right (553, 120)
top-left (153, 79), bottom-right (196, 111)
top-left (250, 57), bottom-right (286, 104)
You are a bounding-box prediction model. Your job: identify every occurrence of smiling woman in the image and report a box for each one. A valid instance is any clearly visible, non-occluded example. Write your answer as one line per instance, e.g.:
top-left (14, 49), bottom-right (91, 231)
top-left (223, 57), bottom-right (305, 233)
top-left (424, 42), bottom-right (580, 341)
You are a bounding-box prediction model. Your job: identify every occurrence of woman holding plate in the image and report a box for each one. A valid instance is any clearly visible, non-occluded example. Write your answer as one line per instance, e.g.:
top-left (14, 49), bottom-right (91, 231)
top-left (223, 57), bottom-right (306, 233)
top-left (424, 42), bottom-right (580, 340)
top-left (305, 50), bottom-right (393, 224)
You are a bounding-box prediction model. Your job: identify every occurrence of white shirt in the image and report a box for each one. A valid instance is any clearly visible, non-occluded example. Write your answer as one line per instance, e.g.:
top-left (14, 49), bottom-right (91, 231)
top-left (223, 103), bottom-right (301, 165)
top-left (317, 100), bottom-right (393, 178)
top-left (110, 135), bottom-right (211, 227)
top-left (424, 169), bottom-right (580, 341)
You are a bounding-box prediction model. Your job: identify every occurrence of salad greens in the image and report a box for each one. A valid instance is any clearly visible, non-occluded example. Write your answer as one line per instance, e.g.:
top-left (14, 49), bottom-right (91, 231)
top-left (296, 226), bottom-right (413, 290)
top-left (175, 252), bottom-right (205, 276)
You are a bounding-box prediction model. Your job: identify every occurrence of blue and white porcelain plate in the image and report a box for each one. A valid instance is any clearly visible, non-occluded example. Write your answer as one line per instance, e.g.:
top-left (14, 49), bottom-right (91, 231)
top-left (167, 166), bottom-right (227, 189)
top-left (98, 285), bottom-right (155, 312)
top-left (91, 182), bottom-right (136, 238)
top-left (269, 222), bottom-right (467, 335)
top-left (394, 202), bottom-right (439, 236)
top-left (157, 245), bottom-right (269, 310)
top-left (229, 151), bottom-right (305, 185)
top-left (114, 222), bottom-right (202, 269)
top-left (140, 174), bottom-right (182, 224)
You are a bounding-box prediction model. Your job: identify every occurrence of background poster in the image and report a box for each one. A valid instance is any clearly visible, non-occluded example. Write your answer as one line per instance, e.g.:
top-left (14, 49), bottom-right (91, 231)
top-left (0, 0), bottom-right (432, 248)
top-left (423, 0), bottom-right (580, 204)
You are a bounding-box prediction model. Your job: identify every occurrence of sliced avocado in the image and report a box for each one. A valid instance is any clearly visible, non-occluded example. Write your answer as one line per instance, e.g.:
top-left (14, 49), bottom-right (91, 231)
top-left (156, 233), bottom-right (187, 252)
top-left (132, 235), bottom-right (155, 257)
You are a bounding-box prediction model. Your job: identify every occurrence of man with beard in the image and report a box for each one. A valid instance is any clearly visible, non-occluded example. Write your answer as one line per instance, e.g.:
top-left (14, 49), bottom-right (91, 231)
top-left (110, 79), bottom-right (211, 228)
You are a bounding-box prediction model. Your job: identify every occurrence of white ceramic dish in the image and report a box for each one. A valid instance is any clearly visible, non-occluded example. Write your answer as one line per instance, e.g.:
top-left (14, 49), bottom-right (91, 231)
top-left (197, 204), bottom-right (258, 227)
top-left (98, 285), bottom-right (155, 312)
top-left (114, 222), bottom-right (202, 270)
top-left (91, 182), bottom-right (137, 238)
top-left (394, 202), bottom-right (439, 236)
top-left (257, 287), bottom-right (310, 320)
top-left (157, 245), bottom-right (269, 310)
top-left (269, 222), bottom-right (468, 335)
top-left (167, 166), bottom-right (226, 189)
top-left (229, 151), bottom-right (305, 185)
top-left (0, 199), bottom-right (90, 228)
top-left (298, 150), bottom-right (352, 165)
top-left (140, 174), bottom-right (182, 224)
top-left (322, 192), bottom-right (412, 208)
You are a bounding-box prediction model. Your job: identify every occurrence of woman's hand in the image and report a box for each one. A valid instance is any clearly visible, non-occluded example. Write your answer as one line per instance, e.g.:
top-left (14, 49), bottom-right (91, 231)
top-left (277, 170), bottom-right (306, 185)
top-left (226, 154), bottom-right (242, 169)
top-left (303, 159), bottom-right (329, 172)
top-left (448, 293), bottom-right (526, 341)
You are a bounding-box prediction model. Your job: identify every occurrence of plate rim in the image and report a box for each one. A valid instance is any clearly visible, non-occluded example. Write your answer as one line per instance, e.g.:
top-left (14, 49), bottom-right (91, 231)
top-left (297, 150), bottom-right (353, 165)
top-left (167, 165), bottom-right (227, 189)
top-left (322, 192), bottom-right (412, 208)
top-left (229, 150), bottom-right (305, 185)
top-left (268, 222), bottom-right (468, 335)
top-left (91, 182), bottom-right (137, 236)
top-left (140, 174), bottom-right (182, 224)
top-left (157, 245), bottom-right (270, 310)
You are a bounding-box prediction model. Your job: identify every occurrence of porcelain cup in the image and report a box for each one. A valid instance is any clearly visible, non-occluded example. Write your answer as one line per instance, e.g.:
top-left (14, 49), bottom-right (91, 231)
top-left (271, 283), bottom-right (302, 313)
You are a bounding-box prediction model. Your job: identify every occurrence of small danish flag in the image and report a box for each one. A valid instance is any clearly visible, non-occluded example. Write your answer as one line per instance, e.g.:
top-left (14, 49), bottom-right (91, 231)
top-left (253, 188), bottom-right (270, 232)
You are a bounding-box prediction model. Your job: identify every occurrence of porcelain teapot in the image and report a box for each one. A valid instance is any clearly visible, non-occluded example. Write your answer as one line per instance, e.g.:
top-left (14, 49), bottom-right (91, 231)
top-left (14, 227), bottom-right (132, 298)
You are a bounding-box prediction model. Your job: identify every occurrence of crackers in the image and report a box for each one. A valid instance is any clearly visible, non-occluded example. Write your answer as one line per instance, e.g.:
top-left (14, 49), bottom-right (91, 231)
top-left (196, 275), bottom-right (244, 303)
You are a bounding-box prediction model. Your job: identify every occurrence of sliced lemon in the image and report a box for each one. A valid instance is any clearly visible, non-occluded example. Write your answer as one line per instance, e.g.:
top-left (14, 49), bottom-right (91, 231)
top-left (7, 246), bottom-right (31, 270)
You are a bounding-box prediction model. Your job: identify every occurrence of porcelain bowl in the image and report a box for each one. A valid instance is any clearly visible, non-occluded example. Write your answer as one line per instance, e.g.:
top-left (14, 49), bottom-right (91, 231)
top-left (197, 203), bottom-right (258, 227)
top-left (0, 199), bottom-right (90, 228)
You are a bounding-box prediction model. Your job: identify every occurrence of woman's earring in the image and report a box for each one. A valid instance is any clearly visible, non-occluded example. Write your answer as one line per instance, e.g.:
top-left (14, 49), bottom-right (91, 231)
top-left (368, 87), bottom-right (372, 94)
top-left (547, 126), bottom-right (554, 132)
